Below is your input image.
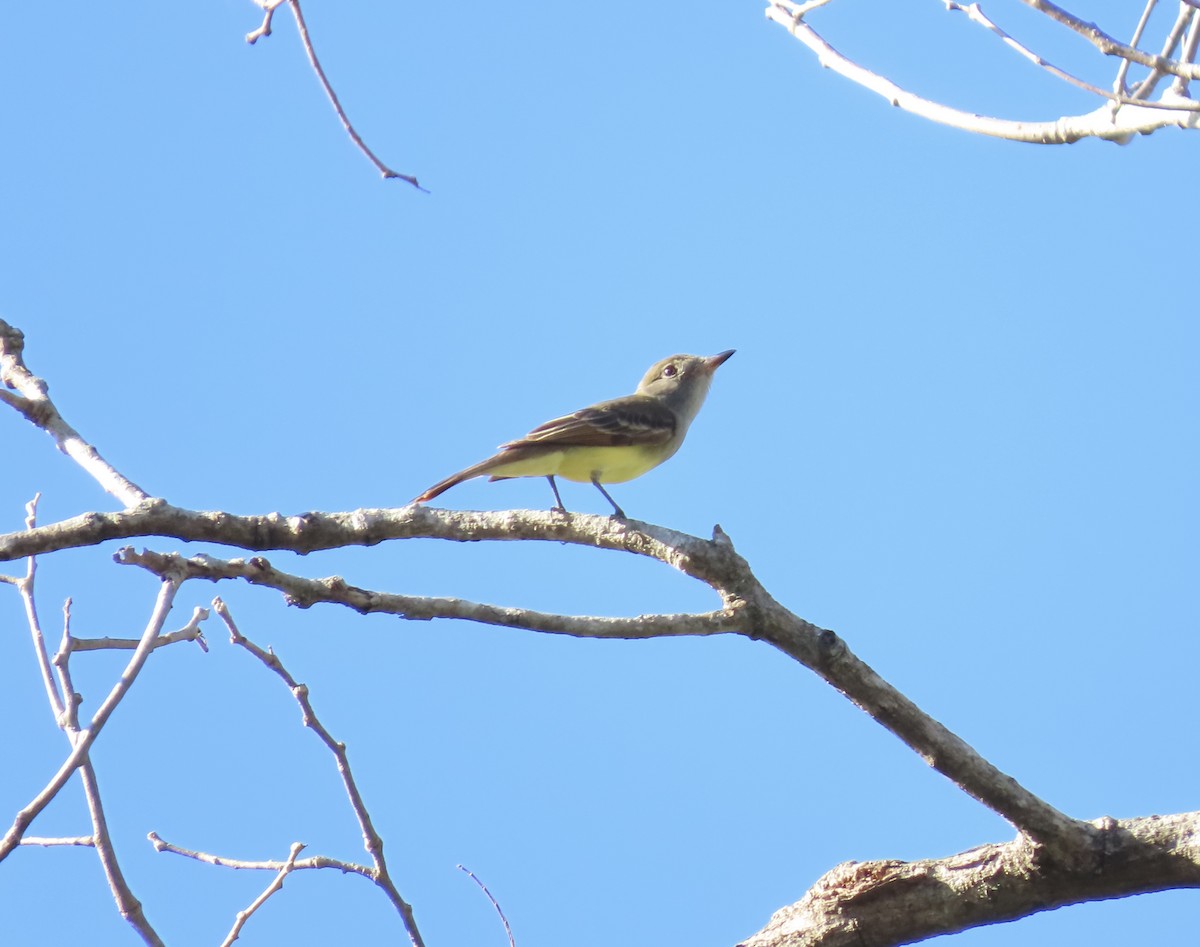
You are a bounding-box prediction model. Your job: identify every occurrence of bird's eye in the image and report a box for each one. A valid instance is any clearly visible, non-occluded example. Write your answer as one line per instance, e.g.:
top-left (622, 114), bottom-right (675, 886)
top-left (663, 364), bottom-right (678, 378)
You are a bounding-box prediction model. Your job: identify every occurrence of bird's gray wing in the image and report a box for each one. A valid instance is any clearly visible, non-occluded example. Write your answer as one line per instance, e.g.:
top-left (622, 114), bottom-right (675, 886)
top-left (501, 396), bottom-right (676, 449)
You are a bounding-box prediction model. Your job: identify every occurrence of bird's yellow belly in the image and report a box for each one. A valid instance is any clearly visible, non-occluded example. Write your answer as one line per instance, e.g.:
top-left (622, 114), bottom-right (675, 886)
top-left (556, 445), bottom-right (664, 483)
top-left (487, 445), bottom-right (664, 484)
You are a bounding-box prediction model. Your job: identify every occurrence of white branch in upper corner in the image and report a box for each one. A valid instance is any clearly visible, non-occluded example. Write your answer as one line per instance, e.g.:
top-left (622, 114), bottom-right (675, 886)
top-left (764, 2), bottom-right (1200, 144)
top-left (1022, 0), bottom-right (1200, 82)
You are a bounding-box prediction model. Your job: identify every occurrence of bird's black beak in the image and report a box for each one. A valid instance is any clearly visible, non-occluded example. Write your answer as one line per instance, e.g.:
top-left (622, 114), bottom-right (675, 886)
top-left (705, 350), bottom-right (736, 372)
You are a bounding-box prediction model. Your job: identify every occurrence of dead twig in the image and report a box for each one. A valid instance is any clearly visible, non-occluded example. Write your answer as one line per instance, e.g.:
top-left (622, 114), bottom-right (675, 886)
top-left (244, 0), bottom-right (426, 188)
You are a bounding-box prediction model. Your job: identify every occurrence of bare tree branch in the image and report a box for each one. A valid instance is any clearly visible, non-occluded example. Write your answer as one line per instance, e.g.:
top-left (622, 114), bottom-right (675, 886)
top-left (214, 599), bottom-right (427, 947)
top-left (244, 0), bottom-right (426, 189)
top-left (458, 865), bottom-right (517, 947)
top-left (1115, 0), bottom-right (1161, 94)
top-left (945, 1), bottom-right (1175, 105)
top-left (738, 812), bottom-right (1200, 947)
top-left (0, 576), bottom-right (182, 861)
top-left (141, 603), bottom-right (428, 947)
top-left (105, 529), bottom-right (1092, 863)
top-left (0, 321), bottom-right (150, 507)
top-left (0, 494), bottom-right (745, 567)
top-left (0, 382), bottom-right (1089, 870)
top-left (1132, 3), bottom-right (1198, 98)
top-left (20, 836), bottom-right (96, 847)
top-left (7, 513), bottom-right (166, 944)
top-left (118, 547), bottom-right (738, 640)
top-left (246, 0), bottom-right (286, 44)
top-left (53, 600), bottom-right (162, 945)
top-left (1173, 3), bottom-right (1200, 94)
top-left (75, 760), bottom-right (162, 946)
top-left (220, 841), bottom-right (306, 947)
top-left (7, 317), bottom-right (1199, 942)
top-left (765, 1), bottom-right (1200, 143)
top-left (60, 607), bottom-right (210, 654)
top-left (15, 495), bottom-right (66, 721)
top-left (148, 831), bottom-right (373, 877)
top-left (1020, 0), bottom-right (1200, 81)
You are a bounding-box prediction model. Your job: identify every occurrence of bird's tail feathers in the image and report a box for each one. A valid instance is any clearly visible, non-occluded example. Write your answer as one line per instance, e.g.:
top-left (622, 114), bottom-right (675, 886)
top-left (412, 457), bottom-right (494, 504)
top-left (412, 450), bottom-right (532, 504)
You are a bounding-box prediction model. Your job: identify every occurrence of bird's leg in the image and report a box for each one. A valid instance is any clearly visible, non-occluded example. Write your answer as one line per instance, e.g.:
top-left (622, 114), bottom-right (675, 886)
top-left (545, 476), bottom-right (568, 513)
top-left (591, 477), bottom-right (626, 519)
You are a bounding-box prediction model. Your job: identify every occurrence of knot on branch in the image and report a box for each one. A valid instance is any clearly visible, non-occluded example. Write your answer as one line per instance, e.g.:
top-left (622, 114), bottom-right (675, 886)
top-left (817, 628), bottom-right (845, 663)
top-left (0, 318), bottom-right (25, 359)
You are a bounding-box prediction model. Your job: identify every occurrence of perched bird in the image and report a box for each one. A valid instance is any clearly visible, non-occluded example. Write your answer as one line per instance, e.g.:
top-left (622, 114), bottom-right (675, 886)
top-left (412, 350), bottom-right (734, 518)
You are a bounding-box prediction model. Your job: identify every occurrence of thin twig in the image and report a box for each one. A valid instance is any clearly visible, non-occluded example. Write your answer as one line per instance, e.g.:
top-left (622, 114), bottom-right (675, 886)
top-left (1171, 5), bottom-right (1200, 94)
top-left (32, 572), bottom-right (165, 943)
top-left (944, 1), bottom-right (1188, 108)
top-left (1020, 0), bottom-right (1200, 80)
top-left (246, 0), bottom-right (286, 44)
top-left (148, 832), bottom-right (373, 876)
top-left (63, 607), bottom-right (210, 655)
top-left (220, 842), bottom-right (306, 947)
top-left (52, 598), bottom-right (81, 725)
top-left (780, 0), bottom-right (835, 16)
top-left (214, 599), bottom-right (427, 947)
top-left (0, 577), bottom-right (183, 861)
top-left (11, 513), bottom-right (159, 937)
top-left (458, 865), bottom-right (517, 947)
top-left (1116, 0), bottom-right (1160, 94)
top-left (254, 1), bottom-right (426, 188)
top-left (1132, 4), bottom-right (1196, 98)
top-left (15, 495), bottom-right (65, 721)
top-left (20, 836), bottom-right (95, 847)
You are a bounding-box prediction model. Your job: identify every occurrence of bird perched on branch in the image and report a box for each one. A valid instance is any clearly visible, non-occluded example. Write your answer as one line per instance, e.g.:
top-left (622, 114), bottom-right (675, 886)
top-left (412, 350), bottom-right (735, 518)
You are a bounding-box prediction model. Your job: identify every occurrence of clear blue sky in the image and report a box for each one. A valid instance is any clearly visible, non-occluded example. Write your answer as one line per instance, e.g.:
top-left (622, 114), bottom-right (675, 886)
top-left (1, 3), bottom-right (1196, 945)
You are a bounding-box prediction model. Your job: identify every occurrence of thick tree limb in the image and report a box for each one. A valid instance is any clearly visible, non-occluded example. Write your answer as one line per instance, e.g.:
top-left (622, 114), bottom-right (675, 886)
top-left (738, 812), bottom-right (1200, 947)
top-left (0, 501), bottom-right (733, 572)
